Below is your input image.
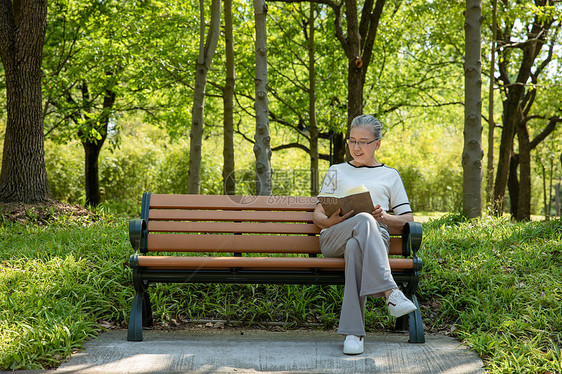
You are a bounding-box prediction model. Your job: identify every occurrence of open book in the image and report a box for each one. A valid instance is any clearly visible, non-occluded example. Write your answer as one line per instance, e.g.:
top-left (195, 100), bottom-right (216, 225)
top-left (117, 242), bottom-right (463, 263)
top-left (317, 185), bottom-right (375, 217)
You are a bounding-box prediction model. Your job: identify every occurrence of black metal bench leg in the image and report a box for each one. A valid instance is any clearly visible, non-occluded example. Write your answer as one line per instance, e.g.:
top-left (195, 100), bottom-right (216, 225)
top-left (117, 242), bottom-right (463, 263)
top-left (397, 273), bottom-right (425, 343)
top-left (407, 294), bottom-right (425, 343)
top-left (127, 288), bottom-right (145, 341)
top-left (394, 281), bottom-right (425, 343)
top-left (143, 288), bottom-right (153, 327)
top-left (128, 270), bottom-right (152, 341)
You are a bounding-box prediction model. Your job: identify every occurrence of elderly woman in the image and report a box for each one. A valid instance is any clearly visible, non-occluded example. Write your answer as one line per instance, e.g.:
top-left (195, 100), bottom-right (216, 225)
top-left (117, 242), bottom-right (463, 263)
top-left (313, 114), bottom-right (417, 355)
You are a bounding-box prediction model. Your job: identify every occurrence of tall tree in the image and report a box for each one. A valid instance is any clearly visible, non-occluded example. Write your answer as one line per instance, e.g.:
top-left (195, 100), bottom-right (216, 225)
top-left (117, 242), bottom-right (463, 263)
top-left (42, 0), bottom-right (146, 206)
top-left (188, 0), bottom-right (221, 194)
top-left (0, 0), bottom-right (51, 203)
top-left (335, 0), bottom-right (386, 162)
top-left (274, 0), bottom-right (387, 163)
top-left (222, 0), bottom-right (236, 195)
top-left (78, 83), bottom-right (116, 206)
top-left (492, 0), bottom-right (561, 220)
top-left (485, 0), bottom-right (498, 210)
top-left (266, 3), bottom-right (337, 194)
top-left (307, 4), bottom-right (320, 195)
top-left (254, 0), bottom-right (272, 195)
top-left (463, 0), bottom-right (484, 218)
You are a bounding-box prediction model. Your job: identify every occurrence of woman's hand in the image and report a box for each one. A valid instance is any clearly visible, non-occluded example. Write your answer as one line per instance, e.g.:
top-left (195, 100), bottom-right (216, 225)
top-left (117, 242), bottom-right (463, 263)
top-left (372, 204), bottom-right (386, 223)
top-left (313, 204), bottom-right (353, 229)
top-left (372, 204), bottom-right (414, 230)
top-left (327, 208), bottom-right (354, 227)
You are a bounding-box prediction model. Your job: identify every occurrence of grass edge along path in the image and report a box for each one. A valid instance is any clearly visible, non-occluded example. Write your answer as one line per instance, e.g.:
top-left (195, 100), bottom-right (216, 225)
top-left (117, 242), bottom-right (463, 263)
top-left (0, 209), bottom-right (561, 372)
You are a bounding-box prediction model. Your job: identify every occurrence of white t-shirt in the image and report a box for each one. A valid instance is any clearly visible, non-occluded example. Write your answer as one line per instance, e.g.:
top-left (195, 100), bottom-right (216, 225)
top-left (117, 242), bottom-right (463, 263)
top-left (319, 162), bottom-right (412, 215)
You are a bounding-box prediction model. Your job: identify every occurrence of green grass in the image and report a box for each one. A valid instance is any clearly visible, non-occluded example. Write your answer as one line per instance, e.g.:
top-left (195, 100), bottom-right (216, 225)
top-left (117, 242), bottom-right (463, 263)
top-left (419, 214), bottom-right (562, 373)
top-left (0, 210), bottom-right (561, 372)
top-left (0, 212), bottom-right (133, 370)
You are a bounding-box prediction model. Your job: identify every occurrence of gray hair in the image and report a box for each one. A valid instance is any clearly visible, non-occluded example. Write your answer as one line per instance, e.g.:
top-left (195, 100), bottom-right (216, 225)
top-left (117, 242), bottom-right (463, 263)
top-left (350, 115), bottom-right (383, 140)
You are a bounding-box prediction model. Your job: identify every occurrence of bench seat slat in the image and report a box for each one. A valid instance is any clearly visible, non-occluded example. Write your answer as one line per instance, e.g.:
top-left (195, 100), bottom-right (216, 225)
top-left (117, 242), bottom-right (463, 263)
top-left (149, 209), bottom-right (315, 223)
top-left (149, 194), bottom-right (317, 211)
top-left (137, 256), bottom-right (414, 271)
top-left (148, 221), bottom-right (321, 235)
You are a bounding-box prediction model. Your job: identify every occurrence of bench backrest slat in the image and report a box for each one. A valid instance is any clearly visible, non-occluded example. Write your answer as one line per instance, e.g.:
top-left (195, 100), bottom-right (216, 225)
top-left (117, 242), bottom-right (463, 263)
top-left (148, 221), bottom-right (321, 235)
top-left (147, 233), bottom-right (320, 253)
top-left (146, 233), bottom-right (404, 255)
top-left (149, 209), bottom-right (315, 223)
top-left (149, 194), bottom-right (317, 211)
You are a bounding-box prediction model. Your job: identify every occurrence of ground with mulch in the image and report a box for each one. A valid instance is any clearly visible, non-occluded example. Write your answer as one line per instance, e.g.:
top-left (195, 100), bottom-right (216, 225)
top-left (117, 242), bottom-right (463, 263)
top-left (0, 200), bottom-right (96, 225)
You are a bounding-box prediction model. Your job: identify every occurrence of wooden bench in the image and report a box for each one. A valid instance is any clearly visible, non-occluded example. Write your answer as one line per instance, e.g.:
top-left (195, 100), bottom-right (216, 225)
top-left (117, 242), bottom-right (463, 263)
top-left (127, 193), bottom-right (425, 343)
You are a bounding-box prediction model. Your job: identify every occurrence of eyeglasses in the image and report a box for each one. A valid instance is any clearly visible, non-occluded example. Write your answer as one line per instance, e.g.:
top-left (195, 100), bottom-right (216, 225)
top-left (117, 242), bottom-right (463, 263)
top-left (347, 139), bottom-right (377, 148)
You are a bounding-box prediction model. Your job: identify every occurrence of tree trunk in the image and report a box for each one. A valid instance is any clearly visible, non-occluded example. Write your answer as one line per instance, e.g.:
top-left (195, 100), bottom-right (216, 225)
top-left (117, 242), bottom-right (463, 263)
top-left (308, 4), bottom-right (319, 196)
top-left (514, 118), bottom-right (532, 220)
top-left (511, 116), bottom-right (560, 220)
top-left (492, 96), bottom-right (518, 215)
top-left (485, 0), bottom-right (497, 211)
top-left (347, 58), bottom-right (363, 134)
top-left (332, 133), bottom-right (346, 165)
top-left (188, 0), bottom-right (221, 194)
top-left (555, 182), bottom-right (561, 217)
top-left (462, 0), bottom-right (483, 218)
top-left (492, 2), bottom-right (553, 216)
top-left (540, 160), bottom-right (548, 220)
top-left (223, 0), bottom-right (236, 195)
top-left (253, 0), bottom-right (272, 196)
top-left (83, 141), bottom-right (103, 207)
top-left (80, 90), bottom-right (116, 207)
top-left (0, 0), bottom-right (51, 203)
top-left (507, 152), bottom-right (519, 219)
top-left (345, 0), bottom-right (363, 148)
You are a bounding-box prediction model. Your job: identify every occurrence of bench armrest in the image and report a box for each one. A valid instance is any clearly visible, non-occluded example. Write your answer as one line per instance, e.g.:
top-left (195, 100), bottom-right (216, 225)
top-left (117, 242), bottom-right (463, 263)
top-left (402, 221), bottom-right (423, 257)
top-left (129, 219), bottom-right (147, 252)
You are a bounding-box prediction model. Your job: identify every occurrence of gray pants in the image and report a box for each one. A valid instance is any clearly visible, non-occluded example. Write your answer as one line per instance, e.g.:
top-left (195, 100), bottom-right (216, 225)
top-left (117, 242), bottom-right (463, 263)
top-left (319, 212), bottom-right (396, 336)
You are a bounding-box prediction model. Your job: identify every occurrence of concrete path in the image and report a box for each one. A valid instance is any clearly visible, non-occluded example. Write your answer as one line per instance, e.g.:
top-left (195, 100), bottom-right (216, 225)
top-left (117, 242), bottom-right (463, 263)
top-left (42, 328), bottom-right (485, 373)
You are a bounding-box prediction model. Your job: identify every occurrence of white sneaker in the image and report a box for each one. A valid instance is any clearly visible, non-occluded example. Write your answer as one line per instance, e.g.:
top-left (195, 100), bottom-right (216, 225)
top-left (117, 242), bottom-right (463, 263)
top-left (387, 289), bottom-right (417, 317)
top-left (343, 335), bottom-right (364, 355)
